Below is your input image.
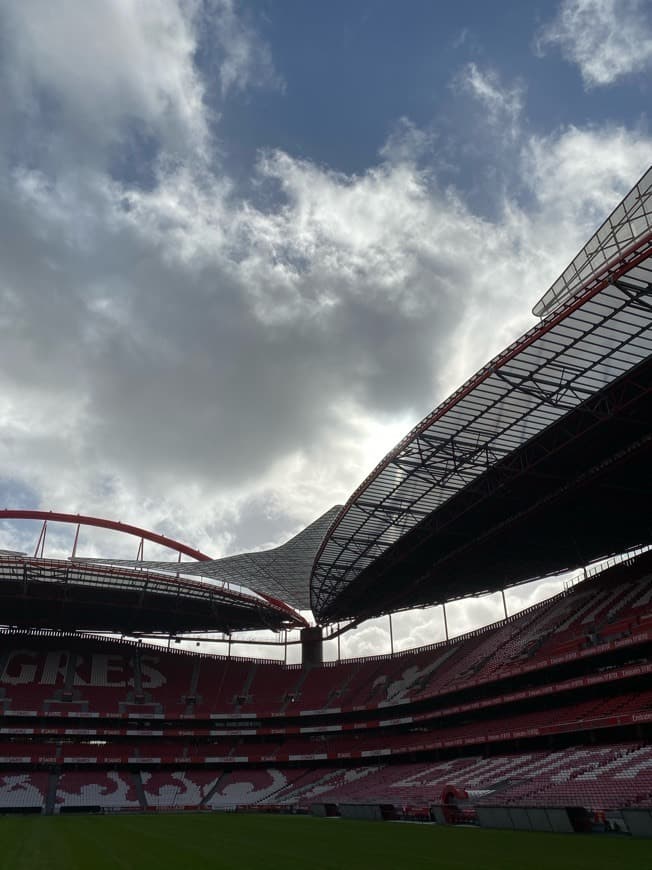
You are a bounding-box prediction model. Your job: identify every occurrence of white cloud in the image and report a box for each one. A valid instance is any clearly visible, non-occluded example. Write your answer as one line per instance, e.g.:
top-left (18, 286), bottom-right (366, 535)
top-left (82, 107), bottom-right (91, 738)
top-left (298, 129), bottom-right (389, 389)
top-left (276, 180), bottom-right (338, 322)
top-left (204, 0), bottom-right (283, 96)
top-left (0, 0), bottom-right (208, 161)
top-left (336, 575), bottom-right (573, 659)
top-left (379, 117), bottom-right (437, 165)
top-left (538, 0), bottom-right (652, 88)
top-left (456, 63), bottom-right (524, 137)
top-left (0, 0), bottom-right (281, 169)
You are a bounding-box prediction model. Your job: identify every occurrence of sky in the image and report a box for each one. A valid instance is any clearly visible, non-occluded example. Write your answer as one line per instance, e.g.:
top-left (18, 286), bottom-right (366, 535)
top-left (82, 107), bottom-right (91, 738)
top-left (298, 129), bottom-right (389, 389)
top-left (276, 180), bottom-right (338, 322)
top-left (0, 0), bottom-right (650, 659)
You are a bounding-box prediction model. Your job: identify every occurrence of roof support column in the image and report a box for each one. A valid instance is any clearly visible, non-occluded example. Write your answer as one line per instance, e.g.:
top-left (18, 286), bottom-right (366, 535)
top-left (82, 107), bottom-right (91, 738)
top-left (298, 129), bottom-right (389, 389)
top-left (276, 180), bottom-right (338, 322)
top-left (301, 626), bottom-right (323, 668)
top-left (34, 521), bottom-right (47, 559)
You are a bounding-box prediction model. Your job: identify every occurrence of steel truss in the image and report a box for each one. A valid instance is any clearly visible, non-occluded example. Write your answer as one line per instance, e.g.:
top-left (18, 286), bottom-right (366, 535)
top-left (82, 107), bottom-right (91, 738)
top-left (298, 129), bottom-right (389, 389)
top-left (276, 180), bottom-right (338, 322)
top-left (0, 554), bottom-right (306, 633)
top-left (69, 505), bottom-right (340, 611)
top-left (340, 375), bottom-right (652, 622)
top-left (533, 166), bottom-right (652, 317)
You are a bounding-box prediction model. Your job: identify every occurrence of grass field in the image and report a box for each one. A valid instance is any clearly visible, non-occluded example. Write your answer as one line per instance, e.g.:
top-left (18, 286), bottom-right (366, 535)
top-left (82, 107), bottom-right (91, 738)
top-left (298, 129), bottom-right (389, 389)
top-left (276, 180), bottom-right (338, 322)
top-left (0, 813), bottom-right (649, 870)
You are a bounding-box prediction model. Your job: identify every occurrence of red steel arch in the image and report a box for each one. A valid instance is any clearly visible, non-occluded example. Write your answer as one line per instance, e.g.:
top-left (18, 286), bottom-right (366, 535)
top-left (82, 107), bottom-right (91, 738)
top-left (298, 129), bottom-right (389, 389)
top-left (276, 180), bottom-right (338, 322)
top-left (0, 510), bottom-right (213, 562)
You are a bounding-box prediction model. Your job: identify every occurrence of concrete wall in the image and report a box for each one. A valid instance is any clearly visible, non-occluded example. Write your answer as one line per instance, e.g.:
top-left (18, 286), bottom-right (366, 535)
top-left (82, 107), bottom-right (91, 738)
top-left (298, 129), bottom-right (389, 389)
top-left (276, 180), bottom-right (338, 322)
top-left (622, 809), bottom-right (652, 837)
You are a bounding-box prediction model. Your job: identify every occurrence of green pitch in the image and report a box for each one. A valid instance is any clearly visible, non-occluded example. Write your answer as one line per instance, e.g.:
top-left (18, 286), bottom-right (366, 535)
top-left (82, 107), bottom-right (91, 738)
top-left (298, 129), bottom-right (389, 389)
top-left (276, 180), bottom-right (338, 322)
top-left (0, 813), bottom-right (649, 870)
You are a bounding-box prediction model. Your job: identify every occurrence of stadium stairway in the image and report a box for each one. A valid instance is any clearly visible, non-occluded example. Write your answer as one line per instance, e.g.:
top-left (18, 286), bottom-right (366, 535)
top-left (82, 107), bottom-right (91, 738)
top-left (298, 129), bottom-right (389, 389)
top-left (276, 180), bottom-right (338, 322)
top-left (237, 664), bottom-right (258, 710)
top-left (275, 769), bottom-right (330, 806)
top-left (200, 771), bottom-right (230, 808)
top-left (252, 768), bottom-right (314, 806)
top-left (0, 649), bottom-right (7, 714)
top-left (132, 772), bottom-right (148, 810)
top-left (46, 773), bottom-right (58, 815)
top-left (326, 662), bottom-right (363, 707)
top-left (279, 668), bottom-right (311, 715)
top-left (605, 574), bottom-right (651, 622)
top-left (187, 658), bottom-right (201, 706)
top-left (132, 653), bottom-right (143, 697)
top-left (63, 653), bottom-right (76, 697)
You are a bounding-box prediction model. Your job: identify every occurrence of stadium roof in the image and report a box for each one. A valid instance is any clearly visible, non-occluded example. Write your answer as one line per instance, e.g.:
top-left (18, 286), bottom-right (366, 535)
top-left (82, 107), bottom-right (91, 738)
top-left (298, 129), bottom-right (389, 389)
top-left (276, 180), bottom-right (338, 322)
top-left (0, 511), bottom-right (317, 632)
top-left (0, 552), bottom-right (307, 634)
top-left (72, 505), bottom-right (340, 611)
top-left (311, 166), bottom-right (652, 623)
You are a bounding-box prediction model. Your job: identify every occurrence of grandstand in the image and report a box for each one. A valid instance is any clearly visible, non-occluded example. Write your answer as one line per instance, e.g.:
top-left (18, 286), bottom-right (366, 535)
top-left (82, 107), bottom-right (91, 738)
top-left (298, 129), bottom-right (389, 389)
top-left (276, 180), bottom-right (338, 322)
top-left (0, 165), bottom-right (650, 836)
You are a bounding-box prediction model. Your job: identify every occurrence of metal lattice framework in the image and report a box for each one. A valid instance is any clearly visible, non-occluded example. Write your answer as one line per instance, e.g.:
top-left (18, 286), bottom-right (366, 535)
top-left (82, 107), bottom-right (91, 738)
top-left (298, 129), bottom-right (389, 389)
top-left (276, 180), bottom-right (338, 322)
top-left (0, 512), bottom-right (310, 632)
top-left (0, 552), bottom-right (307, 633)
top-left (311, 168), bottom-right (652, 621)
top-left (74, 506), bottom-right (341, 610)
top-left (534, 166), bottom-right (652, 317)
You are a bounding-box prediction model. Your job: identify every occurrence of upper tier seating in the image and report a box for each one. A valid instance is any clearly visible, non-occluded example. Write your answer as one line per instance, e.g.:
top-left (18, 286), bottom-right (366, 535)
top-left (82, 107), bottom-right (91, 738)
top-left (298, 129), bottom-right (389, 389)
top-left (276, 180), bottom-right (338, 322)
top-left (1, 559), bottom-right (650, 719)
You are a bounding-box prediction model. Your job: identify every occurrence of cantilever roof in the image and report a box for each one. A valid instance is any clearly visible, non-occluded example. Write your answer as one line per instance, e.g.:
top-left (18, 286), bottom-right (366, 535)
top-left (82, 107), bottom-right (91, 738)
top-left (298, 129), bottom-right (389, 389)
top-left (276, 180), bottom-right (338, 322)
top-left (0, 553), bottom-right (307, 633)
top-left (76, 505), bottom-right (341, 611)
top-left (311, 167), bottom-right (652, 622)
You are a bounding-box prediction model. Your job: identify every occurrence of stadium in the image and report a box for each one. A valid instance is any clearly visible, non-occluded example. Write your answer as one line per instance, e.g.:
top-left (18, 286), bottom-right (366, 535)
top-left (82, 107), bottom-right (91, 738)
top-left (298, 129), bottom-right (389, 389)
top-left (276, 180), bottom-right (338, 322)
top-left (0, 165), bottom-right (651, 864)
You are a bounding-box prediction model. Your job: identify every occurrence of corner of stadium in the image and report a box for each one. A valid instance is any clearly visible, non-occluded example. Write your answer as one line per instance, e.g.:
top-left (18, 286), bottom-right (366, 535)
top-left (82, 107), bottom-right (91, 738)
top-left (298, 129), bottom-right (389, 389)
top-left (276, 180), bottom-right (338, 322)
top-left (0, 166), bottom-right (651, 857)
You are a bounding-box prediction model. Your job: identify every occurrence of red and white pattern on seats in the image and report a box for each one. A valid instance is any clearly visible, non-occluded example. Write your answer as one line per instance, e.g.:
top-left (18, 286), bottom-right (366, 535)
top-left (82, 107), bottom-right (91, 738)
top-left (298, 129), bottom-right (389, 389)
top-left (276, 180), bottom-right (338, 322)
top-left (0, 744), bottom-right (650, 812)
top-left (0, 773), bottom-right (47, 808)
top-left (259, 744), bottom-right (652, 810)
top-left (0, 565), bottom-right (650, 726)
top-left (477, 745), bottom-right (652, 810)
top-left (0, 647), bottom-right (167, 714)
top-left (142, 770), bottom-right (221, 807)
top-left (276, 766), bottom-right (381, 805)
top-left (56, 771), bottom-right (140, 808)
top-left (205, 768), bottom-right (290, 808)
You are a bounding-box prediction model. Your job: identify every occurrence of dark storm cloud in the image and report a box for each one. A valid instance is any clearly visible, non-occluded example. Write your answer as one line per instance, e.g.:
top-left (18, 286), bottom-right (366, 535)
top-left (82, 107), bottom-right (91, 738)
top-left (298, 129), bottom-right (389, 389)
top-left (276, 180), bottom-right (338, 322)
top-left (0, 157), bottom-right (461, 494)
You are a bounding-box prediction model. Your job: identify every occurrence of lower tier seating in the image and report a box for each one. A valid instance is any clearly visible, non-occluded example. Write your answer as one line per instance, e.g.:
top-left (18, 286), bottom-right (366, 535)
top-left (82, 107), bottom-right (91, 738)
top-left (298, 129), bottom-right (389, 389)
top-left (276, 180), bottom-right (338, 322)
top-left (0, 742), bottom-right (650, 813)
top-left (142, 771), bottom-right (222, 808)
top-left (56, 771), bottom-right (140, 810)
top-left (271, 745), bottom-right (652, 811)
top-left (0, 772), bottom-right (48, 809)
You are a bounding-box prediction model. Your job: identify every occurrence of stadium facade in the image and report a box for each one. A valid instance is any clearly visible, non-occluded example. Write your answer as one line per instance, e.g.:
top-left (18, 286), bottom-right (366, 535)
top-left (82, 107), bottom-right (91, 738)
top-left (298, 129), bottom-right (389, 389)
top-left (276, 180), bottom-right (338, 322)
top-left (0, 166), bottom-right (650, 831)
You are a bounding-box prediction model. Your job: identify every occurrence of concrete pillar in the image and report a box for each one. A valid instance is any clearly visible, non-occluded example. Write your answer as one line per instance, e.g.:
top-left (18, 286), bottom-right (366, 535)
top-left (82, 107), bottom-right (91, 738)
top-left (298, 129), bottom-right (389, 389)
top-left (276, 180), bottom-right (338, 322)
top-left (301, 626), bottom-right (323, 667)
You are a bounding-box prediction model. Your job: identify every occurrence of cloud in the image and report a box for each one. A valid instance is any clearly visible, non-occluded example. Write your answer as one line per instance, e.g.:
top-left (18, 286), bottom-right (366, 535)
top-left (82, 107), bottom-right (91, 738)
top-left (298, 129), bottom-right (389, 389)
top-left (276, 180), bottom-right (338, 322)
top-left (199, 0), bottom-right (283, 97)
top-left (335, 575), bottom-right (573, 659)
top-left (0, 0), bottom-right (281, 173)
top-left (537, 0), bottom-right (652, 88)
top-left (0, 0), bottom-right (208, 165)
top-left (0, 148), bottom-right (473, 550)
top-left (455, 63), bottom-right (524, 137)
